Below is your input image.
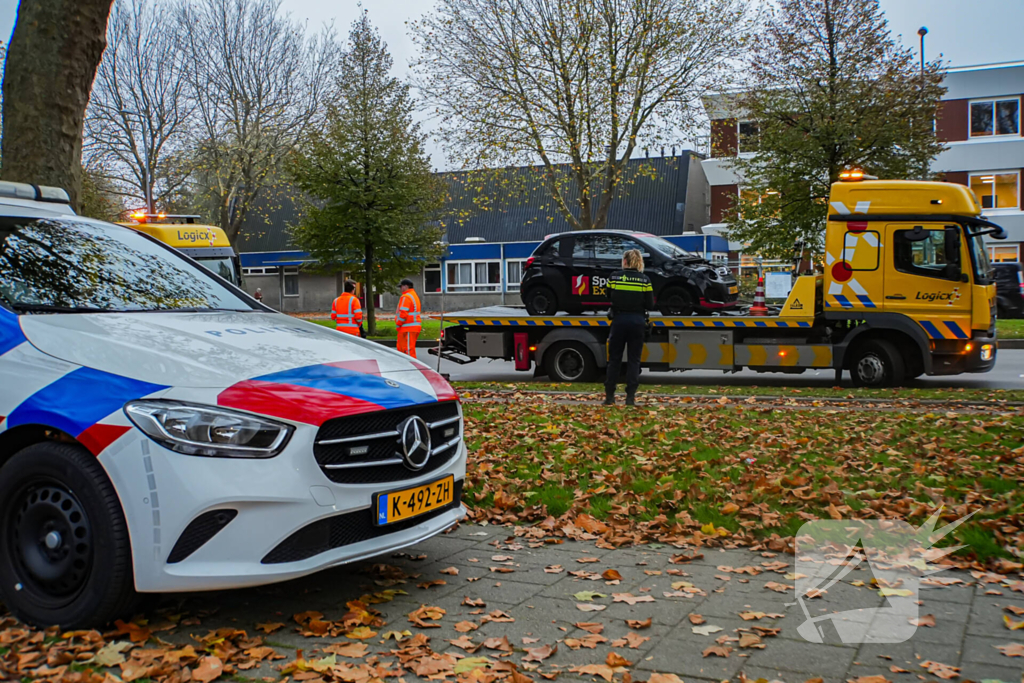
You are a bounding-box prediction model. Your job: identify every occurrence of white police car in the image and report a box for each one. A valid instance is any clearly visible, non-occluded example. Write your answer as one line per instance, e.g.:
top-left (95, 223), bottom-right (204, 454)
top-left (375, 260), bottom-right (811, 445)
top-left (0, 182), bottom-right (465, 627)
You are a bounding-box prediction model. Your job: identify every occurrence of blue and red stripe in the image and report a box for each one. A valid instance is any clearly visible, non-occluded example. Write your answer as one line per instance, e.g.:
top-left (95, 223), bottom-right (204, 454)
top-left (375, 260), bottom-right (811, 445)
top-left (218, 363), bottom-right (451, 426)
top-left (6, 366), bottom-right (167, 454)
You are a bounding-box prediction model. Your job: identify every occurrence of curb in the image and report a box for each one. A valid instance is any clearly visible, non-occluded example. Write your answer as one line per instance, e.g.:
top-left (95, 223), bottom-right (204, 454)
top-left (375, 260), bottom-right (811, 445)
top-left (999, 339), bottom-right (1024, 349)
top-left (372, 339), bottom-right (439, 349)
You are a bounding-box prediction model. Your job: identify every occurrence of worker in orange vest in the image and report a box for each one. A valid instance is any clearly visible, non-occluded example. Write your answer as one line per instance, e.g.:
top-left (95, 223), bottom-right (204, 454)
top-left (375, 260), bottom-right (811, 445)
top-left (331, 280), bottom-right (363, 336)
top-left (395, 278), bottom-right (422, 357)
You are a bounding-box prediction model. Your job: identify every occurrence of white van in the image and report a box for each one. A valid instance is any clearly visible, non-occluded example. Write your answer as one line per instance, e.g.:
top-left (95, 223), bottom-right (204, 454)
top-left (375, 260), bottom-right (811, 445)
top-left (0, 182), bottom-right (465, 627)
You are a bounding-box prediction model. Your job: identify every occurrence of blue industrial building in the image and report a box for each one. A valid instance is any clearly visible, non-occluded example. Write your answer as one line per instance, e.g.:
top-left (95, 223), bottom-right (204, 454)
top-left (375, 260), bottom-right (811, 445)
top-left (235, 153), bottom-right (718, 312)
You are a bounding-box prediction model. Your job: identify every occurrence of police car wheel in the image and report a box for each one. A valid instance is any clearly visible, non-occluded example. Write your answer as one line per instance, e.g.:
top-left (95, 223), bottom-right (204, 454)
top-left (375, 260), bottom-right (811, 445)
top-left (849, 339), bottom-right (906, 388)
top-left (545, 341), bottom-right (597, 382)
top-left (658, 287), bottom-right (695, 316)
top-left (524, 286), bottom-right (558, 316)
top-left (0, 442), bottom-right (136, 628)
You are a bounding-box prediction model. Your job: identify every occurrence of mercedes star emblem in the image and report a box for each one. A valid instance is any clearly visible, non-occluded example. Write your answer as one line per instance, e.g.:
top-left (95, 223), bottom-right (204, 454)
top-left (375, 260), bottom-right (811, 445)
top-left (399, 416), bottom-right (432, 470)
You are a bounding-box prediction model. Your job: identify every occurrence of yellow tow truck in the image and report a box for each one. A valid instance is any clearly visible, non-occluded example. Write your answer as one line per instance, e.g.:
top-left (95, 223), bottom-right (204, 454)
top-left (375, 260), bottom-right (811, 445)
top-left (431, 174), bottom-right (1007, 387)
top-left (119, 213), bottom-right (241, 285)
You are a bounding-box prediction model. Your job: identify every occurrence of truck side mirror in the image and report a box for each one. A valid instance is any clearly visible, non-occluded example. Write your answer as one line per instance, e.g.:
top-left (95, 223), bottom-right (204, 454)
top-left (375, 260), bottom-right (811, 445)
top-left (942, 264), bottom-right (961, 280)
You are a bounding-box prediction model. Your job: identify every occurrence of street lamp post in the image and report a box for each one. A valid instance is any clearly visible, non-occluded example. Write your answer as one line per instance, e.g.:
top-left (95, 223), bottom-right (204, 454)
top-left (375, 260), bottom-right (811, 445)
top-left (917, 27), bottom-right (928, 74)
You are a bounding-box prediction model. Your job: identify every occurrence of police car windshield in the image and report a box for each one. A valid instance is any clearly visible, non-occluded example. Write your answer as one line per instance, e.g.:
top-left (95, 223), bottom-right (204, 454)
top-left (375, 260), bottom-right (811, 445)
top-left (639, 235), bottom-right (695, 259)
top-left (0, 217), bottom-right (255, 313)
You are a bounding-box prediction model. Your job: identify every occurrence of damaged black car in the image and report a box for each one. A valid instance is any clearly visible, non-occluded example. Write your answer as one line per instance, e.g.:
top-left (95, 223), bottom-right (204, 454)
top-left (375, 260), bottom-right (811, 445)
top-left (520, 230), bottom-right (739, 316)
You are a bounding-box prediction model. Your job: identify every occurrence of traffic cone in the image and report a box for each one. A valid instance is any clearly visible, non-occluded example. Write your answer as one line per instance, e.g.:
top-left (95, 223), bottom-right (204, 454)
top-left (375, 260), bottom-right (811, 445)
top-left (750, 274), bottom-right (768, 316)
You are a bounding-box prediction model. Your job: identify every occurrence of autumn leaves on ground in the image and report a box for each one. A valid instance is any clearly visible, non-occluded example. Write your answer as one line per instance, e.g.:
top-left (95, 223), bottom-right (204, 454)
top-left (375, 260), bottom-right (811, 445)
top-left (461, 398), bottom-right (1024, 566)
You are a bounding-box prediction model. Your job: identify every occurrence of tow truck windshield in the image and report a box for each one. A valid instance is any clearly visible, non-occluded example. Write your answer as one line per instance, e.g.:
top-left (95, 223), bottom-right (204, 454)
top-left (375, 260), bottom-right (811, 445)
top-left (966, 231), bottom-right (993, 283)
top-left (0, 217), bottom-right (255, 313)
top-left (639, 235), bottom-right (696, 259)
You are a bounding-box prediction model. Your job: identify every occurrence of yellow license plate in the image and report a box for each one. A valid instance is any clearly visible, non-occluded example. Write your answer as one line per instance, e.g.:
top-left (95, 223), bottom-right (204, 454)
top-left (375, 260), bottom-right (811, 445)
top-left (728, 286), bottom-right (738, 295)
top-left (374, 476), bottom-right (455, 526)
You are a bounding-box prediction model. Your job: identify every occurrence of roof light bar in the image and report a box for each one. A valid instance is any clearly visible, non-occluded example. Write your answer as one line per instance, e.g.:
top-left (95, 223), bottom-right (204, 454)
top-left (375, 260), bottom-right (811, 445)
top-left (838, 169), bottom-right (878, 182)
top-left (0, 181), bottom-right (71, 204)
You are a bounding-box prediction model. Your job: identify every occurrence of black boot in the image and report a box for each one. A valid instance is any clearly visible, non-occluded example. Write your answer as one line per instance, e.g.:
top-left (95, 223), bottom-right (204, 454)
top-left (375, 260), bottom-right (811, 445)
top-left (603, 387), bottom-right (615, 405)
top-left (625, 390), bottom-right (636, 406)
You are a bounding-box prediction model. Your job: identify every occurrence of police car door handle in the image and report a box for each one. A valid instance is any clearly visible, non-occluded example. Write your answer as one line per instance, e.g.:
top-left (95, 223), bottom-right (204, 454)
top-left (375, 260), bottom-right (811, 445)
top-left (885, 294), bottom-right (906, 300)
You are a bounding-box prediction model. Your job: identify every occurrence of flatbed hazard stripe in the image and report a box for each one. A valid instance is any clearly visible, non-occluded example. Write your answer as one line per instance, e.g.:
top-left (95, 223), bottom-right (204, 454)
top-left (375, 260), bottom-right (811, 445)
top-left (449, 317), bottom-right (814, 329)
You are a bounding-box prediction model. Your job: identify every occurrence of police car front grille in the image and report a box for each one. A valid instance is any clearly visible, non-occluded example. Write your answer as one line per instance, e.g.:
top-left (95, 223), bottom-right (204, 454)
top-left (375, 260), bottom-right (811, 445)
top-left (261, 479), bottom-right (463, 564)
top-left (313, 402), bottom-right (461, 484)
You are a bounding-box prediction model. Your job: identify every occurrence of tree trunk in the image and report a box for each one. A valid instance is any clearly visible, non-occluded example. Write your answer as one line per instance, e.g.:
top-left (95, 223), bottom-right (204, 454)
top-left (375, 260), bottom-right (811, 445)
top-left (363, 239), bottom-right (376, 336)
top-left (2, 0), bottom-right (114, 211)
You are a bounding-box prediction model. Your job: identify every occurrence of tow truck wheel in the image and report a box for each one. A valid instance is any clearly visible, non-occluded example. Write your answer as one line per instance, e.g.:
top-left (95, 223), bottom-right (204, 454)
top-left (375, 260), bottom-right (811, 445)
top-left (545, 341), bottom-right (598, 382)
top-left (0, 442), bottom-right (136, 628)
top-left (524, 286), bottom-right (558, 316)
top-left (658, 286), bottom-right (695, 316)
top-left (849, 339), bottom-right (906, 388)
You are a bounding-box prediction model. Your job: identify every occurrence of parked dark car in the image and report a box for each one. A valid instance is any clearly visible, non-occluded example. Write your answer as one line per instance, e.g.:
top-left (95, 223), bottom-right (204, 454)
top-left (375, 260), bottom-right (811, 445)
top-left (994, 261), bottom-right (1024, 319)
top-left (520, 230), bottom-right (739, 316)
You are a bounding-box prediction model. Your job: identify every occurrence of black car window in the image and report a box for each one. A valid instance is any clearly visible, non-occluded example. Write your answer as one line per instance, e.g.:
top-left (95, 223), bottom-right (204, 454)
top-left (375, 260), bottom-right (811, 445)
top-left (572, 235), bottom-right (596, 259)
top-left (593, 234), bottom-right (634, 262)
top-left (535, 239), bottom-right (560, 259)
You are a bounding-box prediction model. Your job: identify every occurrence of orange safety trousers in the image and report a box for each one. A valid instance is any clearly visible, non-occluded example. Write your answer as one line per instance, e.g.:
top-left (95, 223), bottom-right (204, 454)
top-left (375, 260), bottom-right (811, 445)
top-left (397, 328), bottom-right (419, 357)
top-left (396, 289), bottom-right (422, 356)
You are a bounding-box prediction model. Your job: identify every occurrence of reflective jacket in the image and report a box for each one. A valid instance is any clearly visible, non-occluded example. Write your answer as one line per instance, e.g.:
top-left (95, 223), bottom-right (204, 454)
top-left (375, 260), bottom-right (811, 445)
top-left (608, 269), bottom-right (654, 315)
top-left (331, 292), bottom-right (363, 332)
top-left (396, 289), bottom-right (422, 330)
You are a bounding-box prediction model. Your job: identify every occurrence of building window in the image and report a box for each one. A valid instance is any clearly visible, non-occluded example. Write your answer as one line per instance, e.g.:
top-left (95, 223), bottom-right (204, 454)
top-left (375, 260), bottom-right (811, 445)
top-left (446, 260), bottom-right (501, 292)
top-left (283, 266), bottom-right (299, 297)
top-left (242, 266), bottom-right (280, 275)
top-left (989, 245), bottom-right (1020, 262)
top-left (969, 171), bottom-right (1020, 211)
top-left (505, 260), bottom-right (528, 292)
top-left (737, 120), bottom-right (759, 153)
top-left (970, 98), bottom-right (1020, 137)
top-left (424, 263), bottom-right (441, 293)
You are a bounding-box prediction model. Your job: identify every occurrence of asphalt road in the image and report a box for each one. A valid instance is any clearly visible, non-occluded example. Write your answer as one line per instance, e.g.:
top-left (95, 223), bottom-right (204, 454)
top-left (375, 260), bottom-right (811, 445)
top-left (415, 347), bottom-right (1024, 390)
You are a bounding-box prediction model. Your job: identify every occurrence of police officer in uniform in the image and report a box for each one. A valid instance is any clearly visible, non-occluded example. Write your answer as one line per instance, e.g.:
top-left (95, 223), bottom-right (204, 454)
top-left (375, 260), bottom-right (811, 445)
top-left (605, 249), bottom-right (654, 406)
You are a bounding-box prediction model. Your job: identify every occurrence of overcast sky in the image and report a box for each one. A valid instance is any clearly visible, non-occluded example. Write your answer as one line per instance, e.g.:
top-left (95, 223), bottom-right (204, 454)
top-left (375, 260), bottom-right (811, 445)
top-left (2, 0), bottom-right (1022, 72)
top-left (0, 0), bottom-right (1021, 166)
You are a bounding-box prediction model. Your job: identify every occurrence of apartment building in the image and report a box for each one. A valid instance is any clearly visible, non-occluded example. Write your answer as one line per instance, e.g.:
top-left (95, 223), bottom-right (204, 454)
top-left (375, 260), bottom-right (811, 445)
top-left (702, 61), bottom-right (1024, 262)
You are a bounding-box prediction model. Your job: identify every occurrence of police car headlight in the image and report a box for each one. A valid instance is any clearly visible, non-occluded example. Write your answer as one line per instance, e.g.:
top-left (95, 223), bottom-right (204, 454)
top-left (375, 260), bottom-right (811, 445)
top-left (125, 400), bottom-right (293, 458)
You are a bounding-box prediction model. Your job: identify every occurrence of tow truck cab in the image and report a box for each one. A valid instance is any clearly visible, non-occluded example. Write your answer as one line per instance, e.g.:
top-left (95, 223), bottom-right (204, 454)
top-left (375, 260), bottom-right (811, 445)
top-left (824, 177), bottom-right (1003, 377)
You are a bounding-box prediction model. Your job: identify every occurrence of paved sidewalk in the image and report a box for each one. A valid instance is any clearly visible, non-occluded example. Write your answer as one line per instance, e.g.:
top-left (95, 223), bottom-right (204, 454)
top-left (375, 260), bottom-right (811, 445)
top-left (171, 523), bottom-right (1024, 682)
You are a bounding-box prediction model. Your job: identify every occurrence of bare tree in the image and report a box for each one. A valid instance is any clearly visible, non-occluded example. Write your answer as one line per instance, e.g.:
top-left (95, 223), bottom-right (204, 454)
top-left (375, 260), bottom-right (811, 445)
top-left (83, 0), bottom-right (193, 214)
top-left (412, 0), bottom-right (749, 231)
top-left (85, 0), bottom-right (194, 214)
top-left (176, 0), bottom-right (335, 244)
top-left (2, 0), bottom-right (115, 210)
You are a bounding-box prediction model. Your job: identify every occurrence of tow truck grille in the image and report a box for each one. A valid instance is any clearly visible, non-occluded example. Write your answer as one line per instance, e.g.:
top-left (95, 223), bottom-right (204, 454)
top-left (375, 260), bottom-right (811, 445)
top-left (313, 402), bottom-right (461, 484)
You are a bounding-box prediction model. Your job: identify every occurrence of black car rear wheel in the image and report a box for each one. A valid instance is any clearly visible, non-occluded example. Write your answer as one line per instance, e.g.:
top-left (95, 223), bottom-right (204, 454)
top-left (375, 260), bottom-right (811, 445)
top-left (0, 442), bottom-right (136, 628)
top-left (658, 286), bottom-right (696, 316)
top-left (524, 286), bottom-right (559, 316)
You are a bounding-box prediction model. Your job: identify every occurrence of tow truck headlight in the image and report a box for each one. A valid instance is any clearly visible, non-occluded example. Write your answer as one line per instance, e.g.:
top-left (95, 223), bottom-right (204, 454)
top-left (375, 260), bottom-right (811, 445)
top-left (125, 400), bottom-right (293, 458)
top-left (980, 344), bottom-right (994, 361)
